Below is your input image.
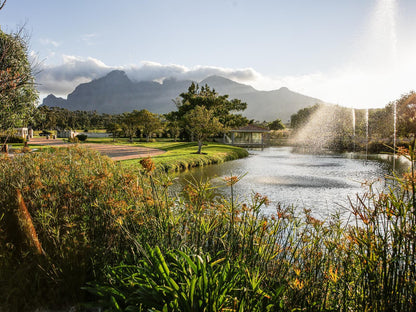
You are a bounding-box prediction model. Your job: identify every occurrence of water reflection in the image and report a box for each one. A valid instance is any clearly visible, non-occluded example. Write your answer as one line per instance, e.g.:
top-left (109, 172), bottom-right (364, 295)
top-left (173, 147), bottom-right (409, 218)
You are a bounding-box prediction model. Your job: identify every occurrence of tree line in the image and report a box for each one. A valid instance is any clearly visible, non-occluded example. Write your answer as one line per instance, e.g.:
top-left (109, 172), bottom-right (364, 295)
top-left (289, 91), bottom-right (416, 151)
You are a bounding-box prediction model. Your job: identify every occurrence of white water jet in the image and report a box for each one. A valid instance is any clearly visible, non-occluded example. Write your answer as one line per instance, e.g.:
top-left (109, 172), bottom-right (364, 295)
top-left (367, 0), bottom-right (398, 68)
top-left (352, 108), bottom-right (356, 152)
top-left (393, 101), bottom-right (397, 173)
top-left (365, 108), bottom-right (369, 160)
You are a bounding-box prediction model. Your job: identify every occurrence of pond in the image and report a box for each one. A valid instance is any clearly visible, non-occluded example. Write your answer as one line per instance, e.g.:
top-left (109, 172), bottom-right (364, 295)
top-left (173, 147), bottom-right (410, 218)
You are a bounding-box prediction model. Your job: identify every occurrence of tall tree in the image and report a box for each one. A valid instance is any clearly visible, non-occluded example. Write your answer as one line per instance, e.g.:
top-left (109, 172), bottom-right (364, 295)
top-left (290, 104), bottom-right (320, 131)
top-left (183, 106), bottom-right (223, 154)
top-left (395, 91), bottom-right (416, 141)
top-left (0, 27), bottom-right (38, 133)
top-left (105, 122), bottom-right (122, 142)
top-left (169, 82), bottom-right (248, 129)
top-left (136, 109), bottom-right (162, 141)
top-left (120, 111), bottom-right (140, 142)
top-left (268, 118), bottom-right (286, 130)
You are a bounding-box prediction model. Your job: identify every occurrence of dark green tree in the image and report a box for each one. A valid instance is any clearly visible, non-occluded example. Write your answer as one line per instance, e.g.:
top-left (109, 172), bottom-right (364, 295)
top-left (105, 122), bottom-right (122, 141)
top-left (290, 104), bottom-right (320, 131)
top-left (136, 109), bottom-right (162, 141)
top-left (0, 27), bottom-right (38, 133)
top-left (268, 118), bottom-right (286, 130)
top-left (395, 91), bottom-right (416, 140)
top-left (168, 82), bottom-right (248, 130)
top-left (184, 106), bottom-right (223, 154)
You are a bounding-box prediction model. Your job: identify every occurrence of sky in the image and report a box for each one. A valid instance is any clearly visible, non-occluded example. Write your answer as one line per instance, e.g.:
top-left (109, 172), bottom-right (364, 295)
top-left (1, 0), bottom-right (415, 108)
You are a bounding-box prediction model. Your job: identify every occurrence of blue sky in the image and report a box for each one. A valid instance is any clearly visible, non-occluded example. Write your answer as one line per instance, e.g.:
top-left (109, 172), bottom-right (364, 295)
top-left (1, 0), bottom-right (415, 108)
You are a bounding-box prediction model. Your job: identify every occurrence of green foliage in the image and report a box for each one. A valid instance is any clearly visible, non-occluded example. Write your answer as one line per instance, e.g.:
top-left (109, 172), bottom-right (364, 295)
top-left (105, 121), bottom-right (122, 141)
top-left (0, 147), bottom-right (159, 310)
top-left (87, 247), bottom-right (250, 312)
top-left (0, 28), bottom-right (38, 131)
top-left (0, 135), bottom-right (25, 143)
top-left (167, 83), bottom-right (249, 141)
top-left (122, 141), bottom-right (249, 172)
top-left (2, 144), bottom-right (416, 311)
top-left (395, 91), bottom-right (416, 138)
top-left (268, 118), bottom-right (285, 130)
top-left (290, 104), bottom-right (320, 130)
top-left (119, 109), bottom-right (163, 141)
top-left (76, 133), bottom-right (88, 141)
top-left (34, 106), bottom-right (109, 131)
top-left (183, 106), bottom-right (224, 154)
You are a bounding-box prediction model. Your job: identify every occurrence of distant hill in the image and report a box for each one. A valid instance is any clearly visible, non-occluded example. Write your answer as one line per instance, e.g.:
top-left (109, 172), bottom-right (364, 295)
top-left (42, 70), bottom-right (325, 122)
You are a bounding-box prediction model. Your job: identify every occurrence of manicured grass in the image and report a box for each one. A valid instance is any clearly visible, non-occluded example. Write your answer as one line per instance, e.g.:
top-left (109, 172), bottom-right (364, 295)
top-left (76, 137), bottom-right (249, 172)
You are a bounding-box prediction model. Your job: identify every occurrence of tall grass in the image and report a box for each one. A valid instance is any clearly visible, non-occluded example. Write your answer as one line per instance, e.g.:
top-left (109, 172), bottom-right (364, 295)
top-left (1, 145), bottom-right (416, 311)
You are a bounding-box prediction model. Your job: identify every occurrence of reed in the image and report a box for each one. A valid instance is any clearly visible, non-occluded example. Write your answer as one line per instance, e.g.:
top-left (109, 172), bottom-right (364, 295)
top-left (1, 145), bottom-right (416, 311)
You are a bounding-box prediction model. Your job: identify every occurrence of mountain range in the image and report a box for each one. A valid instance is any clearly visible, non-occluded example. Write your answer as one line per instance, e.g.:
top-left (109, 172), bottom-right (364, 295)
top-left (42, 70), bottom-right (325, 122)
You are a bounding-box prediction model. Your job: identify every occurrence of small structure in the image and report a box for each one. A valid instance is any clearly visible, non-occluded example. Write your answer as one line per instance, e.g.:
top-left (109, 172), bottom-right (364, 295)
top-left (15, 128), bottom-right (29, 139)
top-left (57, 130), bottom-right (78, 139)
top-left (224, 125), bottom-right (269, 147)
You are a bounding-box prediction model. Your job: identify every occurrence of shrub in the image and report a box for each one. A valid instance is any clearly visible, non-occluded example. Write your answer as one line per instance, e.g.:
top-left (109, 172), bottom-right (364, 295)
top-left (0, 136), bottom-right (25, 143)
top-left (0, 147), bottom-right (158, 310)
top-left (76, 134), bottom-right (88, 142)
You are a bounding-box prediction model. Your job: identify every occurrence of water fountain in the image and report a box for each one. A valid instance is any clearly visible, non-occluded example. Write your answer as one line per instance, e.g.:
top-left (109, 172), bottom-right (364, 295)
top-left (393, 101), bottom-right (397, 173)
top-left (352, 108), bottom-right (356, 152)
top-left (365, 108), bottom-right (369, 161)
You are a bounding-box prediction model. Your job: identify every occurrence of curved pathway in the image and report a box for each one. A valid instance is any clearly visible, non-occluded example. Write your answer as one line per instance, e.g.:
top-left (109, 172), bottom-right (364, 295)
top-left (28, 137), bottom-right (165, 161)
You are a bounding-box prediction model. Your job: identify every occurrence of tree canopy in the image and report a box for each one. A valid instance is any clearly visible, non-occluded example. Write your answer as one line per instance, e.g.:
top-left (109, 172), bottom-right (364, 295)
top-left (0, 27), bottom-right (38, 131)
top-left (290, 104), bottom-right (320, 131)
top-left (268, 118), bottom-right (285, 130)
top-left (168, 82), bottom-right (248, 129)
top-left (183, 105), bottom-right (223, 154)
top-left (395, 91), bottom-right (416, 139)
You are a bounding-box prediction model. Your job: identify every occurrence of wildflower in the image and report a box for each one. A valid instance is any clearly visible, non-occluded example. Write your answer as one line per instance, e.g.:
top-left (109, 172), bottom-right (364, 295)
top-left (254, 192), bottom-right (270, 206)
top-left (327, 266), bottom-right (339, 283)
top-left (262, 219), bottom-right (268, 231)
top-left (397, 146), bottom-right (409, 157)
top-left (224, 175), bottom-right (239, 186)
top-left (292, 278), bottom-right (304, 290)
top-left (140, 156), bottom-right (155, 174)
top-left (306, 215), bottom-right (324, 226)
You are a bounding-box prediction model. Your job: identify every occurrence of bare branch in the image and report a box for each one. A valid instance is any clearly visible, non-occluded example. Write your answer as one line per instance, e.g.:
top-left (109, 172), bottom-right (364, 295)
top-left (0, 0), bottom-right (7, 11)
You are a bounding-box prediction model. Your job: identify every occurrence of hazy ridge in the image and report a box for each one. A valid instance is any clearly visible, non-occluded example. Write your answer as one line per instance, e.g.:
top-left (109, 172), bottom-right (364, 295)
top-left (42, 70), bottom-right (324, 121)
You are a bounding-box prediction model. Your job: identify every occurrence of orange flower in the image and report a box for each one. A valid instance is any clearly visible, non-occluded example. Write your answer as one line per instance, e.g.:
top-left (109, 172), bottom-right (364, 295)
top-left (224, 175), bottom-right (239, 186)
top-left (140, 156), bottom-right (156, 174)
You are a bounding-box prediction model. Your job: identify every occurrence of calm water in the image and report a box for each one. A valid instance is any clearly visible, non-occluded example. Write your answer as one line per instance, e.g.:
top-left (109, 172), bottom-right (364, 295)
top-left (174, 147), bottom-right (409, 218)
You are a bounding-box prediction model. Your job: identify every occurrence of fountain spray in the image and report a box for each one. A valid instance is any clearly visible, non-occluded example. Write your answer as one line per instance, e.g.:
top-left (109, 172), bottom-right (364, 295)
top-left (352, 108), bottom-right (356, 152)
top-left (366, 109), bottom-right (369, 161)
top-left (393, 101), bottom-right (397, 173)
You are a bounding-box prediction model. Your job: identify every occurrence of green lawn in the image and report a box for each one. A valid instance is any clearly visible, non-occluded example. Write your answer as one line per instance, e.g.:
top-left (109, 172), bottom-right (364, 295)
top-left (122, 140), bottom-right (249, 172)
top-left (24, 137), bottom-right (249, 172)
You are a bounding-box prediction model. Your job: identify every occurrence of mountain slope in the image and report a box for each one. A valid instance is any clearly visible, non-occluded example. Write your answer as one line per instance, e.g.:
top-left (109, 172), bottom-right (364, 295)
top-left (42, 71), bottom-right (324, 121)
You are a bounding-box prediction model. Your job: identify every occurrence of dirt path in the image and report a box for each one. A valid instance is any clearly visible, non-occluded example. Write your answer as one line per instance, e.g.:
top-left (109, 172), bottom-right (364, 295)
top-left (28, 137), bottom-right (165, 161)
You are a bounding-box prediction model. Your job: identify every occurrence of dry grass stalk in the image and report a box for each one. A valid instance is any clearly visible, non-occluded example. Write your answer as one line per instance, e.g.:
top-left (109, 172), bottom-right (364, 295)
top-left (16, 189), bottom-right (44, 255)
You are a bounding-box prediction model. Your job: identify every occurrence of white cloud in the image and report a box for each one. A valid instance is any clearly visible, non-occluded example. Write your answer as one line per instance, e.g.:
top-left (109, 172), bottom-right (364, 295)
top-left (36, 55), bottom-right (111, 95)
top-left (39, 38), bottom-right (61, 47)
top-left (81, 33), bottom-right (98, 46)
top-left (35, 53), bottom-right (415, 109)
top-left (35, 57), bottom-right (259, 98)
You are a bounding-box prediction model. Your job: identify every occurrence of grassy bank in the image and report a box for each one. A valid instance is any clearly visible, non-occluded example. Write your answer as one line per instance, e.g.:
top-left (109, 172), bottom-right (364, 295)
top-left (122, 141), bottom-right (249, 172)
top-left (40, 137), bottom-right (250, 172)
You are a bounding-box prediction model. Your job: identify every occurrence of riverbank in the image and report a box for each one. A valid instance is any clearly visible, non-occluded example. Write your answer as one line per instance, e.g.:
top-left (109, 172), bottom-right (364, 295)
top-left (120, 141), bottom-right (249, 172)
top-left (23, 137), bottom-right (249, 172)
